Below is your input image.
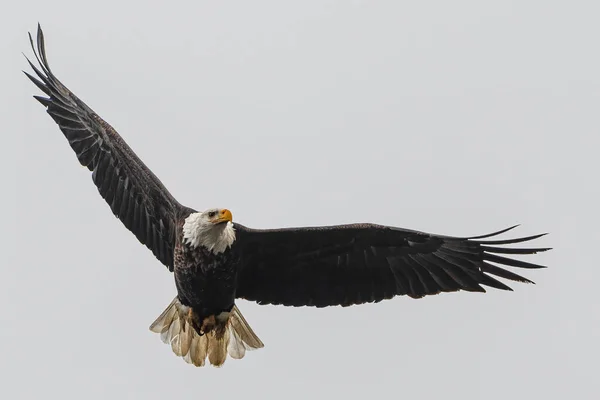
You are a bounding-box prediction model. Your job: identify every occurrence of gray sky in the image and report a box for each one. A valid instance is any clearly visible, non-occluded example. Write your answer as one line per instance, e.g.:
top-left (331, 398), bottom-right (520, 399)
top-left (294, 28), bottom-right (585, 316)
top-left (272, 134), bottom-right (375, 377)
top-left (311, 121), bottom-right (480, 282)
top-left (3, 1), bottom-right (598, 399)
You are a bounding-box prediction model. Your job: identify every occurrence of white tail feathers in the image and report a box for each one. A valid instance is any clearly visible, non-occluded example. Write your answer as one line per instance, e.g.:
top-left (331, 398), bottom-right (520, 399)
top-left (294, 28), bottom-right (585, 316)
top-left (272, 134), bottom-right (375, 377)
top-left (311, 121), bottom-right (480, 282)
top-left (149, 298), bottom-right (264, 367)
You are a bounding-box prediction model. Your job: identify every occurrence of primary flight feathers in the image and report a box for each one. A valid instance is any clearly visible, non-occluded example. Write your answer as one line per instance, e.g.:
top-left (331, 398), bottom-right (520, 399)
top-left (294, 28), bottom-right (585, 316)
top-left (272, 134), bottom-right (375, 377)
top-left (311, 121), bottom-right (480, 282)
top-left (25, 24), bottom-right (550, 367)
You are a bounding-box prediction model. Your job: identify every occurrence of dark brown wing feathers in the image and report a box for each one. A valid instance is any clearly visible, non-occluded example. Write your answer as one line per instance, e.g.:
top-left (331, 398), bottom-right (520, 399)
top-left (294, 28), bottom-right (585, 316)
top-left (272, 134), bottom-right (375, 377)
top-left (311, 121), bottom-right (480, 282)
top-left (234, 224), bottom-right (549, 307)
top-left (24, 25), bottom-right (187, 270)
top-left (24, 25), bottom-right (549, 308)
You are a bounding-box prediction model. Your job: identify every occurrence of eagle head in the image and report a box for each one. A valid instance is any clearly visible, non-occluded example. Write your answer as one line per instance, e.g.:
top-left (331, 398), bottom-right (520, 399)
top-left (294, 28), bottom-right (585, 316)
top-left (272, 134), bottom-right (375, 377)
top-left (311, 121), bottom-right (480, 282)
top-left (182, 208), bottom-right (236, 253)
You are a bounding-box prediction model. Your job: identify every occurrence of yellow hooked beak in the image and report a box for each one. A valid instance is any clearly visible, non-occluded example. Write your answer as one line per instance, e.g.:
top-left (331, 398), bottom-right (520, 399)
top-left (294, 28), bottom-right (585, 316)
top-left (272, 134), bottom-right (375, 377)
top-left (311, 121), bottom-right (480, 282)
top-left (214, 209), bottom-right (233, 224)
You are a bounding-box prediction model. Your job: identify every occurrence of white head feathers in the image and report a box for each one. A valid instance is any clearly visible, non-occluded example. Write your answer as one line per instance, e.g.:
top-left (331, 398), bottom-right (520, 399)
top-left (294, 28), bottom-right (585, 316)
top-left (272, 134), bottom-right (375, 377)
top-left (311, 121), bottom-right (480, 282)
top-left (182, 209), bottom-right (236, 254)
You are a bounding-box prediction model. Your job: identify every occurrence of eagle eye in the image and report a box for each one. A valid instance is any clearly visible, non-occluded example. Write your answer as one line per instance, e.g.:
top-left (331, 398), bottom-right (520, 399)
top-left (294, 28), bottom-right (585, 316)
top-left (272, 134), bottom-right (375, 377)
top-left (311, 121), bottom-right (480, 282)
top-left (208, 211), bottom-right (217, 218)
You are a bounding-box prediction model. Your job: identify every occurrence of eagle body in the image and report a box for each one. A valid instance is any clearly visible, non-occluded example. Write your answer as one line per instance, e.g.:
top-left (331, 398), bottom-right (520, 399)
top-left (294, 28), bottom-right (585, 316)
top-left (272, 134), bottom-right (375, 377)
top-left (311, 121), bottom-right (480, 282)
top-left (174, 213), bottom-right (240, 330)
top-left (24, 25), bottom-right (551, 368)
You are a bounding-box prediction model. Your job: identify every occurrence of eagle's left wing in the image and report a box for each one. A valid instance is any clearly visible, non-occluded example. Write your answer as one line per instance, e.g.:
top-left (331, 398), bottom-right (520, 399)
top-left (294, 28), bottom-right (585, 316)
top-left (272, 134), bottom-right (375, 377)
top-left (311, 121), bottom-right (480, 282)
top-left (234, 223), bottom-right (549, 307)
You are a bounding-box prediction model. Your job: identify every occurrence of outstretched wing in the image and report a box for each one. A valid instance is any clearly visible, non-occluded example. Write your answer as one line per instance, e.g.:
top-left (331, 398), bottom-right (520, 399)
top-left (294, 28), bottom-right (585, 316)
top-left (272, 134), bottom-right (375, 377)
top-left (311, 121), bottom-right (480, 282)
top-left (24, 25), bottom-right (190, 271)
top-left (234, 223), bottom-right (549, 307)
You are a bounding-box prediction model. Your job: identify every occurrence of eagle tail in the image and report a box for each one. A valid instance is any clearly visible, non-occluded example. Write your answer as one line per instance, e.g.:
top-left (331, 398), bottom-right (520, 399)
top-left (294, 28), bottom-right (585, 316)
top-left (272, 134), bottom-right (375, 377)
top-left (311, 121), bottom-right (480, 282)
top-left (149, 298), bottom-right (264, 367)
top-left (228, 304), bottom-right (264, 358)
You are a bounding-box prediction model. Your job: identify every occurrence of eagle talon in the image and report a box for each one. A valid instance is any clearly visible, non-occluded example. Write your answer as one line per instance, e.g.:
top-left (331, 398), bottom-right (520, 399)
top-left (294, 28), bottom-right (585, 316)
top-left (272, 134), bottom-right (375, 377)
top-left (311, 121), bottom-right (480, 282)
top-left (200, 315), bottom-right (217, 333)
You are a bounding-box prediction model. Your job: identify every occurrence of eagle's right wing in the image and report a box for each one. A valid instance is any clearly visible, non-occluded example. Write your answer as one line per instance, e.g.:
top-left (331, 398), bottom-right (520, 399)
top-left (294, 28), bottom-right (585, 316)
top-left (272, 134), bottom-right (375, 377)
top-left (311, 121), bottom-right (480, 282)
top-left (24, 24), bottom-right (190, 271)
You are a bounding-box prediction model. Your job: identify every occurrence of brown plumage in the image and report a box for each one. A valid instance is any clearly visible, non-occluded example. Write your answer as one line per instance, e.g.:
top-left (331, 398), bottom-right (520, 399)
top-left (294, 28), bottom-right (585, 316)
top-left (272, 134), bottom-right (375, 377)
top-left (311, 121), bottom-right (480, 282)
top-left (25, 24), bottom-right (550, 368)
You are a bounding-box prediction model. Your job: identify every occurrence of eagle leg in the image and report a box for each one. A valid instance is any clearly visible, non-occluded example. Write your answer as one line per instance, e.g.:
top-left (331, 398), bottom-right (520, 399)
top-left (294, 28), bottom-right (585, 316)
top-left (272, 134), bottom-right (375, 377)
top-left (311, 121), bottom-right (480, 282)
top-left (200, 315), bottom-right (217, 334)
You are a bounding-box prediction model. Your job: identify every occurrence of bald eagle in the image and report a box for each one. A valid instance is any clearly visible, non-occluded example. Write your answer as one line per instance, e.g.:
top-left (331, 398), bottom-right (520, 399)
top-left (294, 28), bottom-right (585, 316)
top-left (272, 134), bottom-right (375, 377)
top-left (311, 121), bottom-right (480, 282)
top-left (24, 25), bottom-right (549, 367)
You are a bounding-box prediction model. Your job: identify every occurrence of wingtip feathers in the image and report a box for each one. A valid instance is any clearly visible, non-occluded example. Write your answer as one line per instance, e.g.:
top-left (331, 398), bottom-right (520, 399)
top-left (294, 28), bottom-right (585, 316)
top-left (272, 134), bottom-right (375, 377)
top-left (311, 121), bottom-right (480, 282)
top-left (33, 95), bottom-right (51, 107)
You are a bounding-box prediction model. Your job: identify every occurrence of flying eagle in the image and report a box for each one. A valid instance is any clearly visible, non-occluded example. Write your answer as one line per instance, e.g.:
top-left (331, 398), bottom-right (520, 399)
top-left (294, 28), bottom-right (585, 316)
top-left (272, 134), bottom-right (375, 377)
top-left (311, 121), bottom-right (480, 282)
top-left (24, 25), bottom-right (549, 368)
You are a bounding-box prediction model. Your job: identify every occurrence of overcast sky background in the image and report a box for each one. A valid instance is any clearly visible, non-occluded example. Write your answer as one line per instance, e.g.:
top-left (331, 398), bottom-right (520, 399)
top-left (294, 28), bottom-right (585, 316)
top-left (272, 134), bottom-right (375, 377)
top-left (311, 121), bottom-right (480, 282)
top-left (2, 1), bottom-right (598, 399)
